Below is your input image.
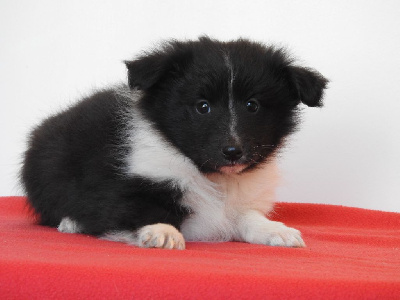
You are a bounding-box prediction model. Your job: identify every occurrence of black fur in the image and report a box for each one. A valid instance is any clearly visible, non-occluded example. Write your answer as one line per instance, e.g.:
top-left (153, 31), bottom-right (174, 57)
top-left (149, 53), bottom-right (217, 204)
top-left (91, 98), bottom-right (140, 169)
top-left (22, 90), bottom-right (188, 234)
top-left (21, 37), bottom-right (327, 237)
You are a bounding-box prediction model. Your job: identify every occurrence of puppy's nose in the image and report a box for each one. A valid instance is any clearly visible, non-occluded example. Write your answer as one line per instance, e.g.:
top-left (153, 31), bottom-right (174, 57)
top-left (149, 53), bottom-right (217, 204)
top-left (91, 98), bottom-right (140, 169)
top-left (222, 146), bottom-right (243, 162)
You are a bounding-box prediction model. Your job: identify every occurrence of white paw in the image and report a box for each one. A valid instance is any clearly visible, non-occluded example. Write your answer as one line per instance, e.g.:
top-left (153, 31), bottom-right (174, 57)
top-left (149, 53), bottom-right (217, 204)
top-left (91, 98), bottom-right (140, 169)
top-left (58, 217), bottom-right (82, 233)
top-left (137, 223), bottom-right (186, 250)
top-left (259, 221), bottom-right (306, 248)
top-left (240, 214), bottom-right (305, 248)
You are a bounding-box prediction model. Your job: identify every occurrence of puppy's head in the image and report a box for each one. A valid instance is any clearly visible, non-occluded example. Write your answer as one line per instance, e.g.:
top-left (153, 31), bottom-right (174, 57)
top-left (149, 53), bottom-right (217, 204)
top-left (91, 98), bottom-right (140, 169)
top-left (125, 37), bottom-right (328, 174)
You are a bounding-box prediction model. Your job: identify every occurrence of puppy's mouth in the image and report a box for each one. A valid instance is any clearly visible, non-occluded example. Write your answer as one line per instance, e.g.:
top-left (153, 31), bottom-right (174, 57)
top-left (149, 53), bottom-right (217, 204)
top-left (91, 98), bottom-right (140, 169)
top-left (218, 163), bottom-right (248, 174)
top-left (201, 149), bottom-right (267, 174)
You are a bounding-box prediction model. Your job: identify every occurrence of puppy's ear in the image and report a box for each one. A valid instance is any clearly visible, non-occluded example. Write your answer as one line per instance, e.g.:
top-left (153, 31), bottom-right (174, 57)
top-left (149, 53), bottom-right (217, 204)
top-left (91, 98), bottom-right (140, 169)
top-left (124, 44), bottom-right (192, 90)
top-left (287, 66), bottom-right (328, 107)
top-left (124, 54), bottom-right (165, 90)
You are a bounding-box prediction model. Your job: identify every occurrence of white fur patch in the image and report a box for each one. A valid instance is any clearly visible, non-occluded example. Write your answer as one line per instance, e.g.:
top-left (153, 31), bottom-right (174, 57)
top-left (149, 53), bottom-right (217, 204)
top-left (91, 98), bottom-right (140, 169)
top-left (181, 161), bottom-right (280, 242)
top-left (223, 53), bottom-right (240, 143)
top-left (124, 101), bottom-right (199, 187)
top-left (58, 217), bottom-right (82, 233)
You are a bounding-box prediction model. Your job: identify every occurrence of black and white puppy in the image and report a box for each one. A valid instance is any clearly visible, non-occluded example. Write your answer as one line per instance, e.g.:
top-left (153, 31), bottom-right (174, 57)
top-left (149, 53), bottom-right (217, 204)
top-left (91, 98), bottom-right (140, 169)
top-left (22, 37), bottom-right (328, 249)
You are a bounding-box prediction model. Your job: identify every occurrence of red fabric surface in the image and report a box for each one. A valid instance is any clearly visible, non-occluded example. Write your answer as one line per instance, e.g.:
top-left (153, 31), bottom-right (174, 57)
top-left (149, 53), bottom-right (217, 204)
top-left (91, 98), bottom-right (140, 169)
top-left (0, 196), bottom-right (399, 299)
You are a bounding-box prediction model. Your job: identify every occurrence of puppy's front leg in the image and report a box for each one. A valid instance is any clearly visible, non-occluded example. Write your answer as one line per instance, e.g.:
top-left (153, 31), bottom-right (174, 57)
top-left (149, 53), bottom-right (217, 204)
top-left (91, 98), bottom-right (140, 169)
top-left (237, 210), bottom-right (305, 247)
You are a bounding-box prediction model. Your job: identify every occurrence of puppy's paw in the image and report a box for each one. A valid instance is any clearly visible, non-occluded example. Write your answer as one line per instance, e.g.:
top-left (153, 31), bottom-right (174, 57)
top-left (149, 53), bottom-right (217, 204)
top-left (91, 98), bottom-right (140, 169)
top-left (259, 221), bottom-right (306, 248)
top-left (137, 223), bottom-right (185, 250)
top-left (58, 217), bottom-right (82, 233)
top-left (240, 216), bottom-right (305, 248)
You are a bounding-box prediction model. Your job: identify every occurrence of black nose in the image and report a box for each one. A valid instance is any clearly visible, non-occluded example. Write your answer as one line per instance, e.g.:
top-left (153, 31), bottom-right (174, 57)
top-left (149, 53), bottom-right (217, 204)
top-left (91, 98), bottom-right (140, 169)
top-left (222, 146), bottom-right (243, 162)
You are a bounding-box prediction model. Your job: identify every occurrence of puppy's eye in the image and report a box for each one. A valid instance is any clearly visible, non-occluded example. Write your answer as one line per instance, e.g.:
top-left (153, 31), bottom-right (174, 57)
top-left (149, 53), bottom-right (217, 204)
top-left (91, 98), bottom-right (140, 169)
top-left (196, 100), bottom-right (211, 114)
top-left (246, 99), bottom-right (259, 113)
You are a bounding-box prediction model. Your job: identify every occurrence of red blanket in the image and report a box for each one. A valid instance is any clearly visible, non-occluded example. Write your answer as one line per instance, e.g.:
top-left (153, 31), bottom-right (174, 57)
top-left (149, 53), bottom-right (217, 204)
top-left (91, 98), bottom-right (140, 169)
top-left (0, 196), bottom-right (399, 299)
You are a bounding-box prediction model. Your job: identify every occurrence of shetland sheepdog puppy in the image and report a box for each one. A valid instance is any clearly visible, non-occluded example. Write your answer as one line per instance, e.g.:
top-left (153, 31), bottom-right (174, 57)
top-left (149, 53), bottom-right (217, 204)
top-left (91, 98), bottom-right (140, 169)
top-left (22, 37), bottom-right (328, 249)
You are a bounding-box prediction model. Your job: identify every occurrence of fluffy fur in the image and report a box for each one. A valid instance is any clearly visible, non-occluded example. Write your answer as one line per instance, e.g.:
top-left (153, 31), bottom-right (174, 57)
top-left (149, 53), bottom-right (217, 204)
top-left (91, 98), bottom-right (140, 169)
top-left (21, 37), bottom-right (328, 249)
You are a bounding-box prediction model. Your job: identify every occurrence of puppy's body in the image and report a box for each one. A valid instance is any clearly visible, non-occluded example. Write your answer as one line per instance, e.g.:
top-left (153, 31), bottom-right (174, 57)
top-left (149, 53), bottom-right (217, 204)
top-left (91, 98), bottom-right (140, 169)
top-left (22, 38), bottom-right (327, 249)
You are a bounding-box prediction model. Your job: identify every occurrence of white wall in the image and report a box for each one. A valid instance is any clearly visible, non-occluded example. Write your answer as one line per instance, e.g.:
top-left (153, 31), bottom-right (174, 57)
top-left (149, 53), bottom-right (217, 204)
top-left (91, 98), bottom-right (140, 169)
top-left (1, 0), bottom-right (399, 212)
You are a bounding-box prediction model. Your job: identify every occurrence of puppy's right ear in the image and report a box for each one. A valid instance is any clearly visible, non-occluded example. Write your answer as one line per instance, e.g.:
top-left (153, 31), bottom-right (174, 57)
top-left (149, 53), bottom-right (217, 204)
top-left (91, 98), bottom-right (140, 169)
top-left (287, 66), bottom-right (329, 107)
top-left (125, 43), bottom-right (192, 90)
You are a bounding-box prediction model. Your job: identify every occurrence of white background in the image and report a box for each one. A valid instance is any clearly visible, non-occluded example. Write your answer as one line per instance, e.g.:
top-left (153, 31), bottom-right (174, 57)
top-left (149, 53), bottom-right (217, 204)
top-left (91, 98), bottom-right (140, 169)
top-left (1, 0), bottom-right (399, 212)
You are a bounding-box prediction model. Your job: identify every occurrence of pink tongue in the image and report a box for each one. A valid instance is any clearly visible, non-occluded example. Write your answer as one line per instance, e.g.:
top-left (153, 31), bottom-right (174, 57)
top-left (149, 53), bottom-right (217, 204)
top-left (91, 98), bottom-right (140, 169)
top-left (219, 164), bottom-right (247, 174)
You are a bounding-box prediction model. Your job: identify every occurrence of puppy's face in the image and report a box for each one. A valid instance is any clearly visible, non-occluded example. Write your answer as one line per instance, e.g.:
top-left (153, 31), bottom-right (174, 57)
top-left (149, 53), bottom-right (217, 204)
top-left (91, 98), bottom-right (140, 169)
top-left (126, 38), bottom-right (327, 174)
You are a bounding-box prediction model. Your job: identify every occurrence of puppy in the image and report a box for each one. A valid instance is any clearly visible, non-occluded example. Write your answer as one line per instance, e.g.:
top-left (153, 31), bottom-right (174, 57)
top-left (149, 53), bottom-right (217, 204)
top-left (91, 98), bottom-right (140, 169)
top-left (22, 37), bottom-right (328, 249)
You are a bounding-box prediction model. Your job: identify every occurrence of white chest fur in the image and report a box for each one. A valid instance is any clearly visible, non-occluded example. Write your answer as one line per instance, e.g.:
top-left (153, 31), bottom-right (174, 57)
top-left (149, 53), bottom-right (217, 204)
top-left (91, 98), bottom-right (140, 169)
top-left (180, 162), bottom-right (279, 242)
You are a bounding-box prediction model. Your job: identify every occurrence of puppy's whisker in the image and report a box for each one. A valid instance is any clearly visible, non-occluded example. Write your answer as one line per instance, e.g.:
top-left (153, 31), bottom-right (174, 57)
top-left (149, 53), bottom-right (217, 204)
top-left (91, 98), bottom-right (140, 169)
top-left (250, 153), bottom-right (266, 163)
top-left (200, 158), bottom-right (212, 170)
top-left (249, 158), bottom-right (258, 164)
top-left (253, 144), bottom-right (276, 149)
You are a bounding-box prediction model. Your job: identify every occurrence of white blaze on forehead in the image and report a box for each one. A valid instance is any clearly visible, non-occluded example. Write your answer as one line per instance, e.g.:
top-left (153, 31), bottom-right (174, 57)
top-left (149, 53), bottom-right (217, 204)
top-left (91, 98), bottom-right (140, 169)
top-left (223, 53), bottom-right (240, 143)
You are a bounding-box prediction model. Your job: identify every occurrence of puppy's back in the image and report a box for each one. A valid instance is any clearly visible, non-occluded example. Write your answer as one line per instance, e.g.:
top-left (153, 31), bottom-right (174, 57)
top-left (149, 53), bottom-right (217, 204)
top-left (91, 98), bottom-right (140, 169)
top-left (21, 88), bottom-right (129, 227)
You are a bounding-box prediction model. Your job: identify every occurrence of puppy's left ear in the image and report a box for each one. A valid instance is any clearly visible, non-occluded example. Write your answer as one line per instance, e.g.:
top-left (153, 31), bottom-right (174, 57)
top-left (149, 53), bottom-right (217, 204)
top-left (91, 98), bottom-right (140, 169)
top-left (288, 66), bottom-right (329, 107)
top-left (124, 43), bottom-right (192, 91)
